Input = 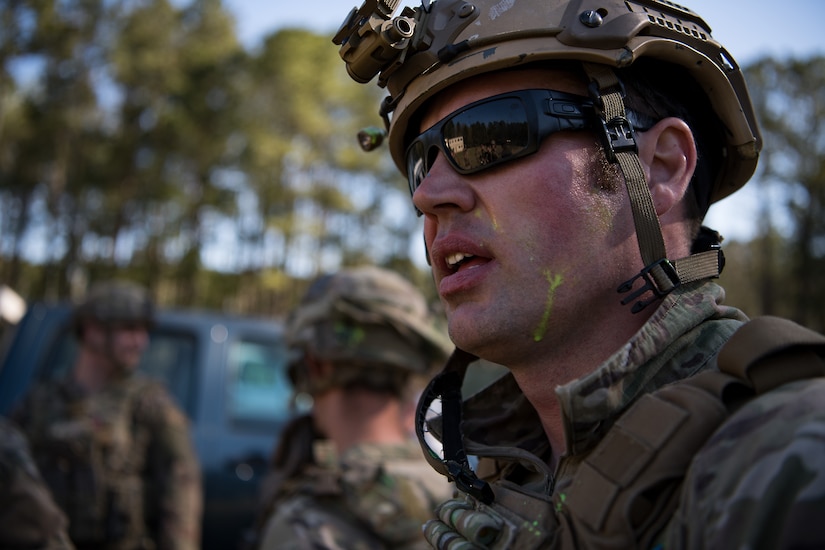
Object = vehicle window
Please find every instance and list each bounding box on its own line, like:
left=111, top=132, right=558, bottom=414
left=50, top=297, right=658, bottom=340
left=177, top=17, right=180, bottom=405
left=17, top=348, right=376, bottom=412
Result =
left=226, top=338, right=292, bottom=425
left=39, top=327, right=197, bottom=417
left=140, top=330, right=198, bottom=416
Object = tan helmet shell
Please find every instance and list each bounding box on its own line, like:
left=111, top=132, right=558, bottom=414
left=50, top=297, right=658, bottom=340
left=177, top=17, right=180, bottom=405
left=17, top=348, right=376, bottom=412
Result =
left=379, top=0, right=761, bottom=205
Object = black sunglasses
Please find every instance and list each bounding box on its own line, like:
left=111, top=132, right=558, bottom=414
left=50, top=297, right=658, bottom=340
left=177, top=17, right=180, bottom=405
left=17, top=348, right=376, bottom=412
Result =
left=405, top=88, right=597, bottom=197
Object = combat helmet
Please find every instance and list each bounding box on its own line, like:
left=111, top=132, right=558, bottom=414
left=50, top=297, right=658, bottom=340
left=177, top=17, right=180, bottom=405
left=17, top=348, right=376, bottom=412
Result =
left=286, top=266, right=452, bottom=396
left=334, top=0, right=763, bottom=312
left=74, top=280, right=154, bottom=334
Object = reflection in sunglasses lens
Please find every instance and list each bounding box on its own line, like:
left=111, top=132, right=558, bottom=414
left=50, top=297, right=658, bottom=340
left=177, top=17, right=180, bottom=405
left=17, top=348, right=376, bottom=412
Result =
left=444, top=98, right=530, bottom=171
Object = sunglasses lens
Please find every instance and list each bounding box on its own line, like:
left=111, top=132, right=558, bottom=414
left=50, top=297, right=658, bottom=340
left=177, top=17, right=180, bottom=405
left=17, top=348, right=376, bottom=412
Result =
left=444, top=97, right=531, bottom=171
left=406, top=96, right=534, bottom=195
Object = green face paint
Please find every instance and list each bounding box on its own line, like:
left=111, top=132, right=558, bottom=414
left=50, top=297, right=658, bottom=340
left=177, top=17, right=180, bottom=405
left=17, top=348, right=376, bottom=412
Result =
left=533, top=271, right=564, bottom=342
left=477, top=209, right=499, bottom=232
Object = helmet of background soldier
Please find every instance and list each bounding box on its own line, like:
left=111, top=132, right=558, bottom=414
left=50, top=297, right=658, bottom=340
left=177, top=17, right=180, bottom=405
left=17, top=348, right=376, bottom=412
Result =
left=335, top=0, right=761, bottom=210
left=286, top=266, right=452, bottom=397
left=73, top=280, right=154, bottom=337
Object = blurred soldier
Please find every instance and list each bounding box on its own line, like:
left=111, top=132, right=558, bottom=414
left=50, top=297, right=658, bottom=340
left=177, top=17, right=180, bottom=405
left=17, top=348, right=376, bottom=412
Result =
left=13, top=280, right=202, bottom=550
left=0, top=416, right=74, bottom=549
left=254, top=266, right=454, bottom=550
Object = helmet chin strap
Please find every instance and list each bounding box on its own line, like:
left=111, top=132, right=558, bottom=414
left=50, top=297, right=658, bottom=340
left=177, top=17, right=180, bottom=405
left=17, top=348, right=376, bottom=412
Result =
left=583, top=63, right=724, bottom=313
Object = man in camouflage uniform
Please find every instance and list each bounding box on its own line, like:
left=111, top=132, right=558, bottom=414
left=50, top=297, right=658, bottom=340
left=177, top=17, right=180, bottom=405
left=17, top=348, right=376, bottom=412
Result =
left=0, top=416, right=75, bottom=549
left=332, top=0, right=825, bottom=548
left=14, top=280, right=202, bottom=550
left=254, top=266, right=454, bottom=550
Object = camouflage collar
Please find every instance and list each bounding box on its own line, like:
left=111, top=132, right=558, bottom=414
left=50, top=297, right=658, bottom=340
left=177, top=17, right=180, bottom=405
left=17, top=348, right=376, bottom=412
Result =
left=557, top=281, right=747, bottom=455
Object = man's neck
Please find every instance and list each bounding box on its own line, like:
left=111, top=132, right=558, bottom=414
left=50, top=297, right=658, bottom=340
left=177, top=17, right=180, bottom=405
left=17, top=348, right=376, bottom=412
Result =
left=315, top=389, right=409, bottom=455
left=506, top=308, right=650, bottom=462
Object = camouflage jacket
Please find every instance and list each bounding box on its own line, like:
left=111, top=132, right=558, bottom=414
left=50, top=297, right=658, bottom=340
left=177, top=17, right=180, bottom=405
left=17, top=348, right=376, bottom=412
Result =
left=257, top=416, right=453, bottom=550
left=458, top=281, right=825, bottom=548
left=0, top=417, right=75, bottom=550
left=14, top=373, right=202, bottom=550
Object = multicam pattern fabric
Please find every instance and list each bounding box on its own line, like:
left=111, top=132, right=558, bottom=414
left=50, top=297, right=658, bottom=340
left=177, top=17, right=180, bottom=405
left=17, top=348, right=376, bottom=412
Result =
left=661, top=376, right=825, bottom=549
left=14, top=374, right=202, bottom=550
left=257, top=433, right=453, bottom=550
left=426, top=281, right=825, bottom=548
left=0, top=417, right=75, bottom=550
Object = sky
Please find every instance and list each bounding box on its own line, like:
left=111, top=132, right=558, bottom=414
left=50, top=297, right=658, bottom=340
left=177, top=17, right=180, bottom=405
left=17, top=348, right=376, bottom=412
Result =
left=223, top=0, right=825, bottom=242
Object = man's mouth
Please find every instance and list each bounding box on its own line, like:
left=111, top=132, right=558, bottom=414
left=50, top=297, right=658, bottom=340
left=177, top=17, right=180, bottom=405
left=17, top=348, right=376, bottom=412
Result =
left=446, top=252, right=475, bottom=271
left=444, top=251, right=492, bottom=275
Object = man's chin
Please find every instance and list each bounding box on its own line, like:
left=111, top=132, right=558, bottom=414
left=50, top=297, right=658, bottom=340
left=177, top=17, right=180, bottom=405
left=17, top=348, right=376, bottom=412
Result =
left=448, top=325, right=490, bottom=360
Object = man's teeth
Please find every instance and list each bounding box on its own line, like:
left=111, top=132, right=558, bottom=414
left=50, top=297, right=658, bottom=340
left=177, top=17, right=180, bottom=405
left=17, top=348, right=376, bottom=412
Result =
left=446, top=252, right=474, bottom=268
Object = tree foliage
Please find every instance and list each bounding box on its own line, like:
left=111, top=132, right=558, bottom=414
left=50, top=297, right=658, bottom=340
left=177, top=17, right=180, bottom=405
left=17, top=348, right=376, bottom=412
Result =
left=0, top=0, right=426, bottom=314
left=718, top=56, right=825, bottom=331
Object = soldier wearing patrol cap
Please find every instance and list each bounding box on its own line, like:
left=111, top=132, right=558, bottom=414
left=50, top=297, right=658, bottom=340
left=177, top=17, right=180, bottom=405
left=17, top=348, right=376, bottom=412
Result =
left=14, top=280, right=202, bottom=550
left=332, top=0, right=825, bottom=548
left=254, top=266, right=454, bottom=550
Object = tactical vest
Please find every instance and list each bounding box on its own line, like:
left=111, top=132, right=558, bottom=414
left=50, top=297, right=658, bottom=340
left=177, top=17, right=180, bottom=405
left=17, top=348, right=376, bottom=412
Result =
left=421, top=316, right=825, bottom=549
left=24, top=376, right=157, bottom=547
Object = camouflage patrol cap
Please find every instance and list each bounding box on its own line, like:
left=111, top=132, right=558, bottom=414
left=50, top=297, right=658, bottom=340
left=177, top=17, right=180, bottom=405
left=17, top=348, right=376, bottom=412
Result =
left=286, top=266, right=451, bottom=395
left=74, top=280, right=154, bottom=330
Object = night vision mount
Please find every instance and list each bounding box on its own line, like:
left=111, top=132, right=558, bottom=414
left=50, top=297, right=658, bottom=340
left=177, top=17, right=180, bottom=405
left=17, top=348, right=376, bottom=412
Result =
left=333, top=0, right=479, bottom=90
left=333, top=0, right=480, bottom=151
left=332, top=0, right=419, bottom=86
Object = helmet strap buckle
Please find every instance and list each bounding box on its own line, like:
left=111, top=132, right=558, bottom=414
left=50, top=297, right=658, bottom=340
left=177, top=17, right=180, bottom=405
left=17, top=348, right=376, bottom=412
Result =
left=599, top=115, right=638, bottom=162
left=587, top=77, right=638, bottom=162
left=617, top=258, right=680, bottom=314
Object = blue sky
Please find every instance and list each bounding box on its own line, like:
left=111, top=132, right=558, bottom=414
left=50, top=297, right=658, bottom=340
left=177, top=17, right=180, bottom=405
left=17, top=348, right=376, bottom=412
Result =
left=225, top=0, right=824, bottom=242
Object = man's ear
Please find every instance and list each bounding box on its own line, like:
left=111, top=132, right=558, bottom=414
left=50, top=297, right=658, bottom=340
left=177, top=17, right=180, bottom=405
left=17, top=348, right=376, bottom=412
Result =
left=636, top=117, right=697, bottom=217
